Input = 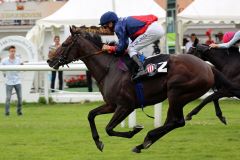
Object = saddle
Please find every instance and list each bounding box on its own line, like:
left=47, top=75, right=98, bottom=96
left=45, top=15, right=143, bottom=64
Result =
left=119, top=54, right=170, bottom=81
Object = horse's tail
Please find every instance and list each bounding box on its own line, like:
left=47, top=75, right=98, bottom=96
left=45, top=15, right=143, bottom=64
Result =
left=212, top=67, right=240, bottom=98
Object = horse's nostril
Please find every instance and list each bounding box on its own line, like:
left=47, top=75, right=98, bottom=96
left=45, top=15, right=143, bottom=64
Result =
left=47, top=60, right=52, bottom=63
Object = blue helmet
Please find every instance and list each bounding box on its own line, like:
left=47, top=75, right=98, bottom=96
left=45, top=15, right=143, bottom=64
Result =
left=99, top=11, right=118, bottom=26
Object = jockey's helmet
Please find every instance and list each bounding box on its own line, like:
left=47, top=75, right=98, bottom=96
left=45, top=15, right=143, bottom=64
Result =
left=223, top=31, right=235, bottom=43
left=99, top=11, right=118, bottom=26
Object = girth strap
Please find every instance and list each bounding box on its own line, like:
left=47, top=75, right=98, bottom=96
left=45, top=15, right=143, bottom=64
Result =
left=135, top=82, right=154, bottom=119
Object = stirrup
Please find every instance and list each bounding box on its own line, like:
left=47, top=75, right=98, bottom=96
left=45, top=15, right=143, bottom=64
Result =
left=132, top=70, right=146, bottom=81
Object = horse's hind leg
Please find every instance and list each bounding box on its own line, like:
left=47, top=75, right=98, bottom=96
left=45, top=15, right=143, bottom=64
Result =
left=185, top=91, right=227, bottom=124
left=88, top=103, right=116, bottom=152
left=213, top=100, right=227, bottom=125
left=133, top=100, right=185, bottom=153
left=185, top=93, right=219, bottom=121
left=105, top=105, right=144, bottom=139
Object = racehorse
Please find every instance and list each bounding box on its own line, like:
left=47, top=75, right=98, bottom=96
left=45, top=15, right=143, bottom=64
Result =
left=47, top=26, right=239, bottom=153
left=186, top=41, right=240, bottom=124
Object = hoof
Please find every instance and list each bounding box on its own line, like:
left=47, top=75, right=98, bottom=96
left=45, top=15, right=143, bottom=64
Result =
left=134, top=125, right=144, bottom=129
left=96, top=140, right=104, bottom=152
left=132, top=147, right=141, bottom=153
left=130, top=125, right=144, bottom=137
left=185, top=115, right=192, bottom=121
left=133, top=125, right=144, bottom=132
left=219, top=116, right=227, bottom=125
left=143, top=140, right=152, bottom=149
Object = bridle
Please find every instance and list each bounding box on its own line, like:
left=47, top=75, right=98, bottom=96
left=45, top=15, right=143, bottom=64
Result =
left=58, top=31, right=114, bottom=84
left=58, top=33, right=104, bottom=66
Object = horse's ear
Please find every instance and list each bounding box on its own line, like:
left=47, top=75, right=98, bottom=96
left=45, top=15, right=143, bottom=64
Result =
left=197, top=44, right=210, bottom=53
left=69, top=26, right=73, bottom=34
left=70, top=25, right=77, bottom=34
left=72, top=25, right=77, bottom=32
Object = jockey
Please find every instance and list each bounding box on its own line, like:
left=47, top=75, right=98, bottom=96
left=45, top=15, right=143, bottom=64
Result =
left=210, top=31, right=240, bottom=48
left=99, top=11, right=165, bottom=80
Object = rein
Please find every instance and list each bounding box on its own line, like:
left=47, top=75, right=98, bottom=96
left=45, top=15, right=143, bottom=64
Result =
left=97, top=56, right=115, bottom=85
left=76, top=49, right=113, bottom=85
left=61, top=33, right=112, bottom=84
left=75, top=50, right=104, bottom=60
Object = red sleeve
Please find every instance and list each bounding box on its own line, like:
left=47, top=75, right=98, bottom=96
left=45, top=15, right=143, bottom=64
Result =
left=108, top=46, right=117, bottom=54
left=131, top=15, right=158, bottom=24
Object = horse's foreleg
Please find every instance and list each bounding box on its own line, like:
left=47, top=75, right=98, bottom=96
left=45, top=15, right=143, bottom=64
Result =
left=185, top=91, right=225, bottom=123
left=88, top=103, right=116, bottom=152
left=105, top=105, right=143, bottom=138
left=133, top=101, right=185, bottom=153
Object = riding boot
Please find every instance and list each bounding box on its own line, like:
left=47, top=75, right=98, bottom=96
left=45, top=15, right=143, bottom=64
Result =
left=132, top=55, right=146, bottom=80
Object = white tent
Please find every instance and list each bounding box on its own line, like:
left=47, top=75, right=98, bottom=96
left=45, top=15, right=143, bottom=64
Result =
left=115, top=0, right=165, bottom=22
left=176, top=0, right=240, bottom=52
left=26, top=0, right=166, bottom=56
left=37, top=0, right=113, bottom=27
left=38, top=0, right=166, bottom=27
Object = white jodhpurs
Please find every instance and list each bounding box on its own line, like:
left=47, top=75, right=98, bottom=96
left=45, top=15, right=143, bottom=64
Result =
left=128, top=21, right=165, bottom=57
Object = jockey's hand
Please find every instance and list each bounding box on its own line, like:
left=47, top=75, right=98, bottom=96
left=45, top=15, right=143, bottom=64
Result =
left=102, top=44, right=110, bottom=51
left=209, top=43, right=219, bottom=48
left=102, top=44, right=116, bottom=54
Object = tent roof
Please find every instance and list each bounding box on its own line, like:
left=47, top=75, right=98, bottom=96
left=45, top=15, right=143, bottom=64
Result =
left=37, top=0, right=112, bottom=27
left=115, top=0, right=165, bottom=19
left=178, top=0, right=240, bottom=24
left=37, top=0, right=166, bottom=27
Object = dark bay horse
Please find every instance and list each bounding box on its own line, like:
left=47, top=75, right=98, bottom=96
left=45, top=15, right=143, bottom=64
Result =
left=47, top=26, right=239, bottom=153
left=186, top=43, right=240, bottom=124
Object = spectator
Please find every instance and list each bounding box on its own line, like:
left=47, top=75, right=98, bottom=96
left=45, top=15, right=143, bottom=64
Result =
left=215, top=32, right=224, bottom=44
left=86, top=71, right=93, bottom=92
left=182, top=38, right=189, bottom=53
left=49, top=35, right=63, bottom=92
left=205, top=29, right=214, bottom=45
left=183, top=37, right=189, bottom=46
left=185, top=33, right=199, bottom=53
left=1, top=45, right=23, bottom=116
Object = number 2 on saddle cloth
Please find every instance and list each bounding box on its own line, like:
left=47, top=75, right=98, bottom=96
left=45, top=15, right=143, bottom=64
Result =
left=118, top=53, right=169, bottom=81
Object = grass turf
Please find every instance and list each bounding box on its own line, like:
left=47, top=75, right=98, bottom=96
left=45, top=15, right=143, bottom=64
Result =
left=0, top=100, right=239, bottom=160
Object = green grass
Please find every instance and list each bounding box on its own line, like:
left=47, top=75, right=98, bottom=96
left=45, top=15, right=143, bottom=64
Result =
left=0, top=100, right=240, bottom=160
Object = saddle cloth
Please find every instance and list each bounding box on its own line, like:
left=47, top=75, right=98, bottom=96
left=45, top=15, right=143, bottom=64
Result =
left=118, top=54, right=170, bottom=79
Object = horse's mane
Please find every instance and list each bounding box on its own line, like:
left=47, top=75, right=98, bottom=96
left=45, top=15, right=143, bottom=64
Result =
left=73, top=26, right=105, bottom=49
left=226, top=46, right=239, bottom=53
left=200, top=43, right=239, bottom=54
left=78, top=25, right=113, bottom=35
left=213, top=46, right=239, bottom=55
left=82, top=31, right=103, bottom=49
left=74, top=25, right=118, bottom=49
left=75, top=26, right=119, bottom=48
